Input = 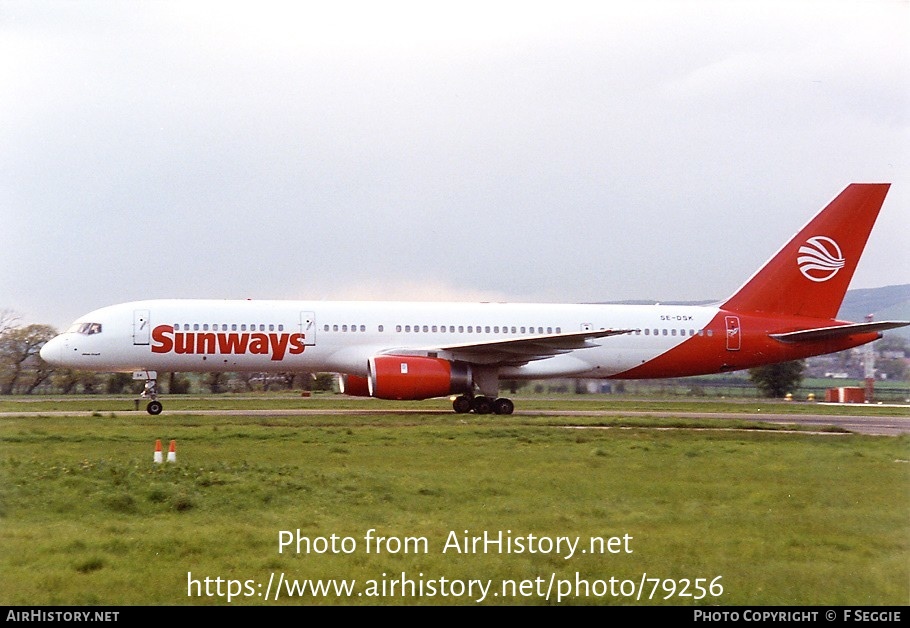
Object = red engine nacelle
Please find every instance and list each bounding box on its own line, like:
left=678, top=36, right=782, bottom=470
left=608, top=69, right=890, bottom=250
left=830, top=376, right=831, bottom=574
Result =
left=339, top=374, right=371, bottom=397
left=368, top=355, right=473, bottom=400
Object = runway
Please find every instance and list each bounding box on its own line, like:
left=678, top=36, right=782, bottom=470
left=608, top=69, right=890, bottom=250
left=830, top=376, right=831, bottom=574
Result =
left=3, top=405, right=907, bottom=436
left=538, top=408, right=910, bottom=437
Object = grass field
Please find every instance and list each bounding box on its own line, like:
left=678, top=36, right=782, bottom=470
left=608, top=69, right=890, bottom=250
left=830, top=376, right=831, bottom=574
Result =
left=1, top=395, right=907, bottom=606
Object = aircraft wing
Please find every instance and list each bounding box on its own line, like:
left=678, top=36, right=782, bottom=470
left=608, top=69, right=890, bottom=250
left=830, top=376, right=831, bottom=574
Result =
left=770, top=320, right=909, bottom=343
left=379, top=328, right=638, bottom=367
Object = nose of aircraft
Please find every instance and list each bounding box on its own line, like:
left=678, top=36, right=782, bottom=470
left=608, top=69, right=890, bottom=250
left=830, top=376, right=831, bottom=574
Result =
left=39, top=335, right=64, bottom=365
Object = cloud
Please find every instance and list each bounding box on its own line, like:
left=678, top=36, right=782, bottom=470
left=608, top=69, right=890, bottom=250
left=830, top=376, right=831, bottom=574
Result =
left=1, top=1, right=907, bottom=329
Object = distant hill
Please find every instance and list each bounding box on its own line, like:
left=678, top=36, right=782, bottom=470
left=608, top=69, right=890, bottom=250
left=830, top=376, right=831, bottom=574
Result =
left=838, top=284, right=909, bottom=321
left=839, top=284, right=910, bottom=341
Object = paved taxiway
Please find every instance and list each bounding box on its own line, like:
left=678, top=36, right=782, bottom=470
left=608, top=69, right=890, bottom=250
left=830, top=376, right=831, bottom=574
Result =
left=3, top=406, right=907, bottom=436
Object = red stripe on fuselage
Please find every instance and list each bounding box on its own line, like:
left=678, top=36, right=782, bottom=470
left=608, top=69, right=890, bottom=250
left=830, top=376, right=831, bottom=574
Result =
left=614, top=312, right=879, bottom=379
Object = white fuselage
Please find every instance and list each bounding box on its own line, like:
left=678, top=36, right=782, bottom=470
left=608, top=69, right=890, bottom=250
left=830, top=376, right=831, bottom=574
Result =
left=40, top=298, right=720, bottom=380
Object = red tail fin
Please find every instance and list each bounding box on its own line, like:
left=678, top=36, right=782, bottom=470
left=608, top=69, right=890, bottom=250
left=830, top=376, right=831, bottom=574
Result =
left=721, top=183, right=891, bottom=319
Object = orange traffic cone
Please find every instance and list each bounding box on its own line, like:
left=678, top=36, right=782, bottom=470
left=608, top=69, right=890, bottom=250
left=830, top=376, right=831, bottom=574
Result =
left=154, top=439, right=163, bottom=464
left=167, top=440, right=177, bottom=463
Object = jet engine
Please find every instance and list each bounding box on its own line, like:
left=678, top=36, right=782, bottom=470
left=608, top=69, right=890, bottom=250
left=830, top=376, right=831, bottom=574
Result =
left=368, top=355, right=473, bottom=400
left=338, top=373, right=371, bottom=397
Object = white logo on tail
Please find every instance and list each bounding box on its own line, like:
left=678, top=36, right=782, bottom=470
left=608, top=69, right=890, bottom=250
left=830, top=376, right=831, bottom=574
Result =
left=797, top=236, right=844, bottom=282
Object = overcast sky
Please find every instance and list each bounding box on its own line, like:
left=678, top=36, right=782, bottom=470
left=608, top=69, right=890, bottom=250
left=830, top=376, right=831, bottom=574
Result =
left=2, top=0, right=907, bottom=329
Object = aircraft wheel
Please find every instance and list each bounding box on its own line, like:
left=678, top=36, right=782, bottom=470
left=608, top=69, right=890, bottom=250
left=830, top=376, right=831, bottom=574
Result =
left=472, top=396, right=493, bottom=415
left=493, top=398, right=514, bottom=415
left=452, top=396, right=472, bottom=413
left=146, top=400, right=163, bottom=415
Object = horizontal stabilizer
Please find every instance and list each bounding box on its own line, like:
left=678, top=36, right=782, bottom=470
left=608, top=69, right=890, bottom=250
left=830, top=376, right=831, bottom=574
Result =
left=770, top=320, right=909, bottom=343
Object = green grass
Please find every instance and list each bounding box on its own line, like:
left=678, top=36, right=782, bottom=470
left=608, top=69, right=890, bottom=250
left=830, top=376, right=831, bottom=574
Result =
left=1, top=401, right=907, bottom=605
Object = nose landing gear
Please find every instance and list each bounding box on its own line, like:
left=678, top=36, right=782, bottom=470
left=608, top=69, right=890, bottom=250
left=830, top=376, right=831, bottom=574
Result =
left=135, top=371, right=163, bottom=415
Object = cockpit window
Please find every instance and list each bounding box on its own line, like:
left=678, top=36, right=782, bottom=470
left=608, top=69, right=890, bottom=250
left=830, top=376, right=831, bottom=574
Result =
left=67, top=322, right=102, bottom=335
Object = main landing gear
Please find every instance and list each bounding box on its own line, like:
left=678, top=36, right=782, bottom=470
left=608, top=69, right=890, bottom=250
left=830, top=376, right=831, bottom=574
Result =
left=452, top=394, right=514, bottom=415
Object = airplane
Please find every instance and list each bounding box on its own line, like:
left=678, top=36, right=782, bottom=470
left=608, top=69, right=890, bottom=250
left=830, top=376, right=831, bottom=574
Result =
left=40, top=183, right=908, bottom=416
